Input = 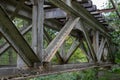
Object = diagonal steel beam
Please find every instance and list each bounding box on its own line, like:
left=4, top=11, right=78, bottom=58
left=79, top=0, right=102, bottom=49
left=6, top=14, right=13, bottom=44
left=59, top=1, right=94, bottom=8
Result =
left=78, top=22, right=97, bottom=62
left=0, top=25, right=32, bottom=55
left=97, top=38, right=107, bottom=62
left=44, top=28, right=65, bottom=64
left=44, top=17, right=80, bottom=62
left=0, top=6, right=39, bottom=66
left=64, top=39, right=81, bottom=63
left=59, top=41, right=66, bottom=60
left=31, top=0, right=44, bottom=61
left=80, top=41, right=91, bottom=62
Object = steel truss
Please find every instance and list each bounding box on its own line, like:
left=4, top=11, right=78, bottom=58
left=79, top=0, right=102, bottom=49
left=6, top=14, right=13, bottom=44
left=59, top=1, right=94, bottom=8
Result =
left=0, top=0, right=116, bottom=79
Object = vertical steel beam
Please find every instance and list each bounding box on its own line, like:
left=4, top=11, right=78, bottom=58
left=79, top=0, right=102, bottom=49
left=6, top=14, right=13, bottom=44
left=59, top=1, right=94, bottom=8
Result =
left=103, top=46, right=108, bottom=61
left=0, top=25, right=32, bottom=55
left=32, top=0, right=44, bottom=61
left=93, top=31, right=99, bottom=53
left=97, top=38, right=107, bottom=62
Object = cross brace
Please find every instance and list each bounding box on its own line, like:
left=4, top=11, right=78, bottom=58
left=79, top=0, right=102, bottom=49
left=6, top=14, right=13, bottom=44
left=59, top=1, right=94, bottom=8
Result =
left=0, top=6, right=39, bottom=66
left=44, top=17, right=80, bottom=62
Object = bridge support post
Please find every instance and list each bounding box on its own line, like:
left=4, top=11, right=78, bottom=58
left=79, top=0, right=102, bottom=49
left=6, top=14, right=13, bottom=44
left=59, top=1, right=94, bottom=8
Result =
left=93, top=31, right=99, bottom=54
left=31, top=0, right=44, bottom=61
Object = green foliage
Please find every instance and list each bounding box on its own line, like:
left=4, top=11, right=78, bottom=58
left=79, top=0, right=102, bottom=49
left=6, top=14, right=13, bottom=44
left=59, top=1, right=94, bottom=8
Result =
left=24, top=31, right=32, bottom=45
left=0, top=38, right=6, bottom=45
left=0, top=48, right=17, bottom=65
left=79, top=69, right=97, bottom=80
left=31, top=69, right=98, bottom=80
left=110, top=29, right=120, bottom=63
left=69, top=48, right=87, bottom=63
left=45, top=28, right=57, bottom=39
left=30, top=72, right=78, bottom=80
left=13, top=18, right=28, bottom=29
left=105, top=1, right=120, bottom=64
left=111, top=30, right=120, bottom=45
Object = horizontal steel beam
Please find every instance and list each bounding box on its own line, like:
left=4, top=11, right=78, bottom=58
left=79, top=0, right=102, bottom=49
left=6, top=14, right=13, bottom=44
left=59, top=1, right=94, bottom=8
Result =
left=0, top=62, right=113, bottom=79
left=97, top=8, right=116, bottom=13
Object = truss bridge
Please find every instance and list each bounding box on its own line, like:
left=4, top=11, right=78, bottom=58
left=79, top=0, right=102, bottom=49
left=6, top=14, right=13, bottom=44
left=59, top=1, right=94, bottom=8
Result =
left=0, top=0, right=117, bottom=79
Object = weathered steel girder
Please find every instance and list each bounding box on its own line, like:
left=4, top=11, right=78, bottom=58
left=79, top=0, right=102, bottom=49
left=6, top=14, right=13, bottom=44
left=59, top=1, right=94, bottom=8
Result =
left=0, top=0, right=109, bottom=32
left=0, top=62, right=112, bottom=80
left=0, top=0, right=116, bottom=79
